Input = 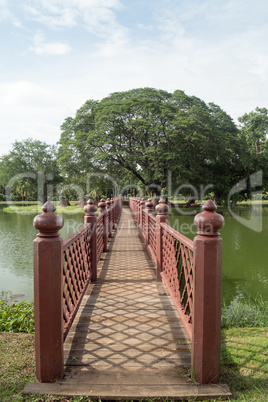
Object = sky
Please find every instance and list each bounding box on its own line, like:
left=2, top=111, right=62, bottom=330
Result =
left=0, top=0, right=268, bottom=155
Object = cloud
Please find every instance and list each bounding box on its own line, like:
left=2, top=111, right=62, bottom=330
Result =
left=23, top=0, right=129, bottom=55
left=0, top=0, right=22, bottom=27
left=24, top=2, right=77, bottom=29
left=0, top=80, right=74, bottom=154
left=23, top=0, right=125, bottom=33
left=29, top=31, right=71, bottom=55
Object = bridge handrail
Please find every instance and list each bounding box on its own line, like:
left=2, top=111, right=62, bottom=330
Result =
left=62, top=222, right=93, bottom=339
left=160, top=222, right=193, bottom=339
left=33, top=197, right=122, bottom=383
left=129, top=197, right=193, bottom=337
left=129, top=196, right=224, bottom=384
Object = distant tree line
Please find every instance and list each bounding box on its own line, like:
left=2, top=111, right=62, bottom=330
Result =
left=0, top=88, right=267, bottom=204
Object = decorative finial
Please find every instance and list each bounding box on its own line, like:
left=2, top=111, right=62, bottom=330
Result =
left=155, top=198, right=169, bottom=215
left=145, top=198, right=154, bottom=214
left=33, top=201, right=64, bottom=237
left=98, top=198, right=107, bottom=214
left=194, top=200, right=224, bottom=236
left=84, top=199, right=97, bottom=216
left=106, top=198, right=111, bottom=209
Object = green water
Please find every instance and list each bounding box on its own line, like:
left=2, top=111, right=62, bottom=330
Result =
left=169, top=206, right=268, bottom=305
left=0, top=205, right=267, bottom=304
left=0, top=206, right=84, bottom=301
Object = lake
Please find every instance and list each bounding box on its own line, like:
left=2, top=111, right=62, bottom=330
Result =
left=0, top=204, right=267, bottom=305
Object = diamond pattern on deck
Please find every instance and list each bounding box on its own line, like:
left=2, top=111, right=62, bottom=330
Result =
left=64, top=207, right=191, bottom=372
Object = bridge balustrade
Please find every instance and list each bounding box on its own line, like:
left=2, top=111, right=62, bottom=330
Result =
left=33, top=197, right=122, bottom=383
left=33, top=195, right=224, bottom=385
left=129, top=196, right=224, bottom=384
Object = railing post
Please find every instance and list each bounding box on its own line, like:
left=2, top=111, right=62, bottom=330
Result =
left=33, top=201, right=64, bottom=383
left=155, top=198, right=169, bottom=281
left=145, top=198, right=154, bottom=248
left=139, top=198, right=145, bottom=232
left=192, top=200, right=225, bottom=384
left=84, top=199, right=97, bottom=282
left=110, top=198, right=114, bottom=228
left=106, top=198, right=112, bottom=238
left=98, top=198, right=107, bottom=252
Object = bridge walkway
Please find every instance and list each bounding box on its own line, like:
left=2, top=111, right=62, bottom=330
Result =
left=24, top=207, right=231, bottom=400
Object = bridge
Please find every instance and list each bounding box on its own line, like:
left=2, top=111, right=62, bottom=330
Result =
left=23, top=198, right=231, bottom=400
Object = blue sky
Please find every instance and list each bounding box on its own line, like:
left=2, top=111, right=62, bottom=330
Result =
left=0, top=0, right=268, bottom=155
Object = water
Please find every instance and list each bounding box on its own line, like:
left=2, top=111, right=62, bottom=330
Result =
left=0, top=205, right=267, bottom=304
left=0, top=206, right=84, bottom=301
left=169, top=206, right=268, bottom=305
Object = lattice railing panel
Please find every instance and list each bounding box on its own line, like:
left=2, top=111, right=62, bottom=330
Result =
left=141, top=209, right=146, bottom=238
left=63, top=224, right=92, bottom=339
left=148, top=214, right=157, bottom=263
left=161, top=223, right=194, bottom=338
left=97, top=215, right=104, bottom=262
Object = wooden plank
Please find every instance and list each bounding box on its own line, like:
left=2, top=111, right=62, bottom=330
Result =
left=23, top=382, right=232, bottom=400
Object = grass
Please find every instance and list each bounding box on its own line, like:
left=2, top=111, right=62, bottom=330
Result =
left=0, top=332, right=35, bottom=401
left=2, top=203, right=84, bottom=215
left=0, top=328, right=267, bottom=401
left=220, top=328, right=268, bottom=401
left=221, top=296, right=268, bottom=328
left=0, top=291, right=267, bottom=400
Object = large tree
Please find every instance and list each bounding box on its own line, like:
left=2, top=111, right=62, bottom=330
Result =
left=238, top=107, right=268, bottom=173
left=0, top=138, right=62, bottom=201
left=236, top=107, right=268, bottom=198
left=58, top=88, right=242, bottom=200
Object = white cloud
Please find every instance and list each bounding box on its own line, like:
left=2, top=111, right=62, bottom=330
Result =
left=24, top=3, right=78, bottom=28
left=29, top=31, right=71, bottom=55
left=23, top=0, right=129, bottom=56
left=23, top=0, right=125, bottom=32
left=0, top=80, right=75, bottom=154
left=0, top=0, right=22, bottom=27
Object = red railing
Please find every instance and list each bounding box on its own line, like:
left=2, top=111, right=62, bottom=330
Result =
left=161, top=223, right=193, bottom=339
left=33, top=197, right=122, bottom=382
left=130, top=197, right=192, bottom=337
left=148, top=214, right=157, bottom=265
left=62, top=224, right=93, bottom=339
left=96, top=214, right=105, bottom=262
left=129, top=196, right=224, bottom=384
left=62, top=197, right=122, bottom=339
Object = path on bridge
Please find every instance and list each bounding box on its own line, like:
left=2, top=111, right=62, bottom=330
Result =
left=63, top=206, right=192, bottom=396
left=24, top=207, right=231, bottom=399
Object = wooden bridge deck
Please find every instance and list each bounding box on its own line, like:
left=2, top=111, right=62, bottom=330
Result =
left=24, top=207, right=231, bottom=400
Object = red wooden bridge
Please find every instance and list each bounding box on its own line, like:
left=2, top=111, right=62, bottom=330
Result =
left=23, top=197, right=231, bottom=400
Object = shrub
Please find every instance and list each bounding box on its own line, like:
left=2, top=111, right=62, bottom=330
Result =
left=0, top=295, right=34, bottom=334
left=221, top=296, right=268, bottom=328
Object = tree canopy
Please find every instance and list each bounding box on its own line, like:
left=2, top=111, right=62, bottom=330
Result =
left=58, top=88, right=244, bottom=200
left=0, top=138, right=62, bottom=201
left=0, top=89, right=267, bottom=203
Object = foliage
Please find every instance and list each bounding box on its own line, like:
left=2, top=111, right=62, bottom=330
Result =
left=0, top=295, right=34, bottom=334
left=58, top=88, right=242, bottom=200
left=0, top=91, right=268, bottom=203
left=0, top=138, right=63, bottom=202
left=221, top=296, right=268, bottom=328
